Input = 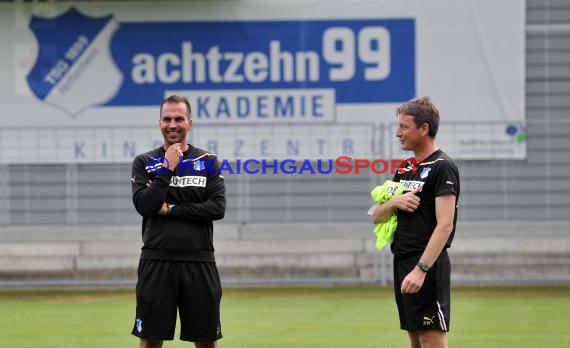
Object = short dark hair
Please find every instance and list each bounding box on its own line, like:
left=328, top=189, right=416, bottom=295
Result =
left=159, top=95, right=192, bottom=118
left=395, top=96, right=440, bottom=138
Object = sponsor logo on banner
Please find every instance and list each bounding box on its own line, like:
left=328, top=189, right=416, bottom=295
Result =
left=14, top=4, right=525, bottom=163
left=26, top=7, right=415, bottom=119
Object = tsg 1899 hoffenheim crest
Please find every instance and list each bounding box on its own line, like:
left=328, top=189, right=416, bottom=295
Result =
left=193, top=160, right=205, bottom=172
left=26, top=8, right=123, bottom=116
left=420, top=167, right=431, bottom=179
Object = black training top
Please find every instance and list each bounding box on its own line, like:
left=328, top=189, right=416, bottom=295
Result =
left=131, top=145, right=226, bottom=262
left=391, top=149, right=460, bottom=258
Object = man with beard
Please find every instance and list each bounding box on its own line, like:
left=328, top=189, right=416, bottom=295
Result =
left=130, top=95, right=226, bottom=348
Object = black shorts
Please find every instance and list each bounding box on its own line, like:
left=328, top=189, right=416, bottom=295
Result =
left=393, top=250, right=450, bottom=332
left=131, top=260, right=223, bottom=342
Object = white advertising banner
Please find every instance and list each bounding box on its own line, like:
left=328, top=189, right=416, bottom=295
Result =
left=0, top=0, right=525, bottom=163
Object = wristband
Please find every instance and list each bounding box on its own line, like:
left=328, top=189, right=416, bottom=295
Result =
left=167, top=204, right=174, bottom=215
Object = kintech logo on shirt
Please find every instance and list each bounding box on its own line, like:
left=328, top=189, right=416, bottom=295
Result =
left=170, top=176, right=207, bottom=188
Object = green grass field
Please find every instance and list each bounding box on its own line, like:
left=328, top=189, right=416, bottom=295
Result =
left=0, top=286, right=568, bottom=348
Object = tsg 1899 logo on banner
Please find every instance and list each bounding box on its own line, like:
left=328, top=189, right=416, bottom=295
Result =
left=26, top=8, right=415, bottom=119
